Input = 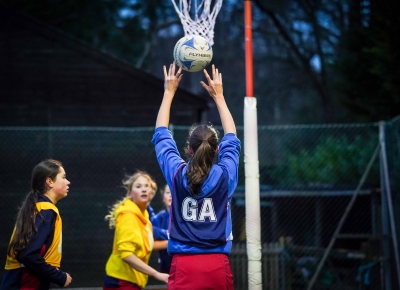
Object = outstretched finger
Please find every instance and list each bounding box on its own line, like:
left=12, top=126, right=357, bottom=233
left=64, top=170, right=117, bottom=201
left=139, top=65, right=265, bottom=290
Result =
left=177, top=65, right=183, bottom=76
left=219, top=73, right=223, bottom=83
left=200, top=81, right=208, bottom=90
left=163, top=65, right=168, bottom=79
left=171, top=61, right=175, bottom=76
left=203, top=69, right=212, bottom=83
left=212, top=64, right=215, bottom=80
left=178, top=73, right=183, bottom=81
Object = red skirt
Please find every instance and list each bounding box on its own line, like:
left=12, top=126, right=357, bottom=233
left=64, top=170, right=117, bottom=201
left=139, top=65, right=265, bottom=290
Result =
left=168, top=253, right=233, bottom=290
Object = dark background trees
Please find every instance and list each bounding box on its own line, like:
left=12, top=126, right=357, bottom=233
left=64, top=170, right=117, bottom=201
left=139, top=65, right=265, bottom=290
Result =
left=2, top=0, right=398, bottom=125
left=334, top=0, right=400, bottom=122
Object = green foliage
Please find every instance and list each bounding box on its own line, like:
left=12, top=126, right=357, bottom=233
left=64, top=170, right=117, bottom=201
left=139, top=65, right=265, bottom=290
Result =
left=4, top=0, right=399, bottom=124
left=271, top=135, right=380, bottom=187
left=334, top=0, right=400, bottom=122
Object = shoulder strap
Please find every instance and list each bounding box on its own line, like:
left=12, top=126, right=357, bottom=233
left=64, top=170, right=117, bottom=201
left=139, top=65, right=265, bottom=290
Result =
left=36, top=201, right=59, bottom=215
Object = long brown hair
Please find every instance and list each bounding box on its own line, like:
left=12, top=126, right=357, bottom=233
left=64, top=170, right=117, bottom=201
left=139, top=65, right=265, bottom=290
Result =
left=185, top=124, right=219, bottom=196
left=8, top=159, right=63, bottom=257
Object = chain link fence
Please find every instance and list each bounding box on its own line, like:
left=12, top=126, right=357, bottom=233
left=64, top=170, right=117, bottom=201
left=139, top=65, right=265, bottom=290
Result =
left=0, top=117, right=399, bottom=289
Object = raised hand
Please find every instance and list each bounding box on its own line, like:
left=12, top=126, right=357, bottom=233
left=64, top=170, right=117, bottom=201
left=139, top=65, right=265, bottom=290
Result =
left=156, top=62, right=183, bottom=128
left=201, top=64, right=235, bottom=135
left=200, top=64, right=223, bottom=100
left=163, top=62, right=183, bottom=94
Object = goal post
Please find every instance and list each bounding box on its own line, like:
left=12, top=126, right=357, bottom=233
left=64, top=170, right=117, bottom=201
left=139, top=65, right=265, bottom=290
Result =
left=244, top=1, right=262, bottom=289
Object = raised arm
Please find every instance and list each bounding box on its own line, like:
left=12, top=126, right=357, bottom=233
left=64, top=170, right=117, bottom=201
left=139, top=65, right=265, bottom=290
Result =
left=200, top=65, right=236, bottom=135
left=155, top=63, right=183, bottom=128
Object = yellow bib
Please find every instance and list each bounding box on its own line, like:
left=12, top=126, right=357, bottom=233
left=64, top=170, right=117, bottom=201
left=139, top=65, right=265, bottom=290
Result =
left=5, top=202, right=62, bottom=270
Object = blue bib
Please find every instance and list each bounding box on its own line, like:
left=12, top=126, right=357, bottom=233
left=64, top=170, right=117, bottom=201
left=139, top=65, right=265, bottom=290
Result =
left=169, top=165, right=229, bottom=247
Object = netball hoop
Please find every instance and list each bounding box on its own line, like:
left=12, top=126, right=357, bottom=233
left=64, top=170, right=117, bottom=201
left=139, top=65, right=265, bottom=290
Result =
left=170, top=0, right=223, bottom=46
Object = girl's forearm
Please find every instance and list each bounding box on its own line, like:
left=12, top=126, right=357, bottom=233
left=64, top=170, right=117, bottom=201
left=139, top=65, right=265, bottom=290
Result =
left=153, top=240, right=168, bottom=250
left=155, top=92, right=174, bottom=128
left=122, top=254, right=158, bottom=277
left=215, top=97, right=236, bottom=135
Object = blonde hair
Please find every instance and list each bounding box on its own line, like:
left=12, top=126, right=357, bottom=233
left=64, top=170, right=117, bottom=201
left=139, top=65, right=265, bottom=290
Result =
left=105, top=171, right=157, bottom=229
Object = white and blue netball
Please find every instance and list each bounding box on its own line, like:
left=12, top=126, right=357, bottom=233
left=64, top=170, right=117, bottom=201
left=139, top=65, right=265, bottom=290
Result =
left=173, top=35, right=213, bottom=72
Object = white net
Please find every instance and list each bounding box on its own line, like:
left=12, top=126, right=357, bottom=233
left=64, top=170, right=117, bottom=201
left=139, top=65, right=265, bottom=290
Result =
left=170, top=0, right=223, bottom=46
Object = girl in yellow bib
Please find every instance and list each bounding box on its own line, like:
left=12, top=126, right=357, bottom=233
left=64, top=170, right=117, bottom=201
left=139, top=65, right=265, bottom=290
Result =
left=0, top=159, right=72, bottom=290
left=103, top=171, right=168, bottom=290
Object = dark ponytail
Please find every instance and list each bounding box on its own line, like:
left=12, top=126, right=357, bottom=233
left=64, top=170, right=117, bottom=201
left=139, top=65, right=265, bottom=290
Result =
left=185, top=124, right=219, bottom=197
left=8, top=159, right=62, bottom=257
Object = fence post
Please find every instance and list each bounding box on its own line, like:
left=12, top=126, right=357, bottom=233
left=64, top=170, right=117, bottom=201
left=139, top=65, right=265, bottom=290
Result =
left=379, top=121, right=400, bottom=289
